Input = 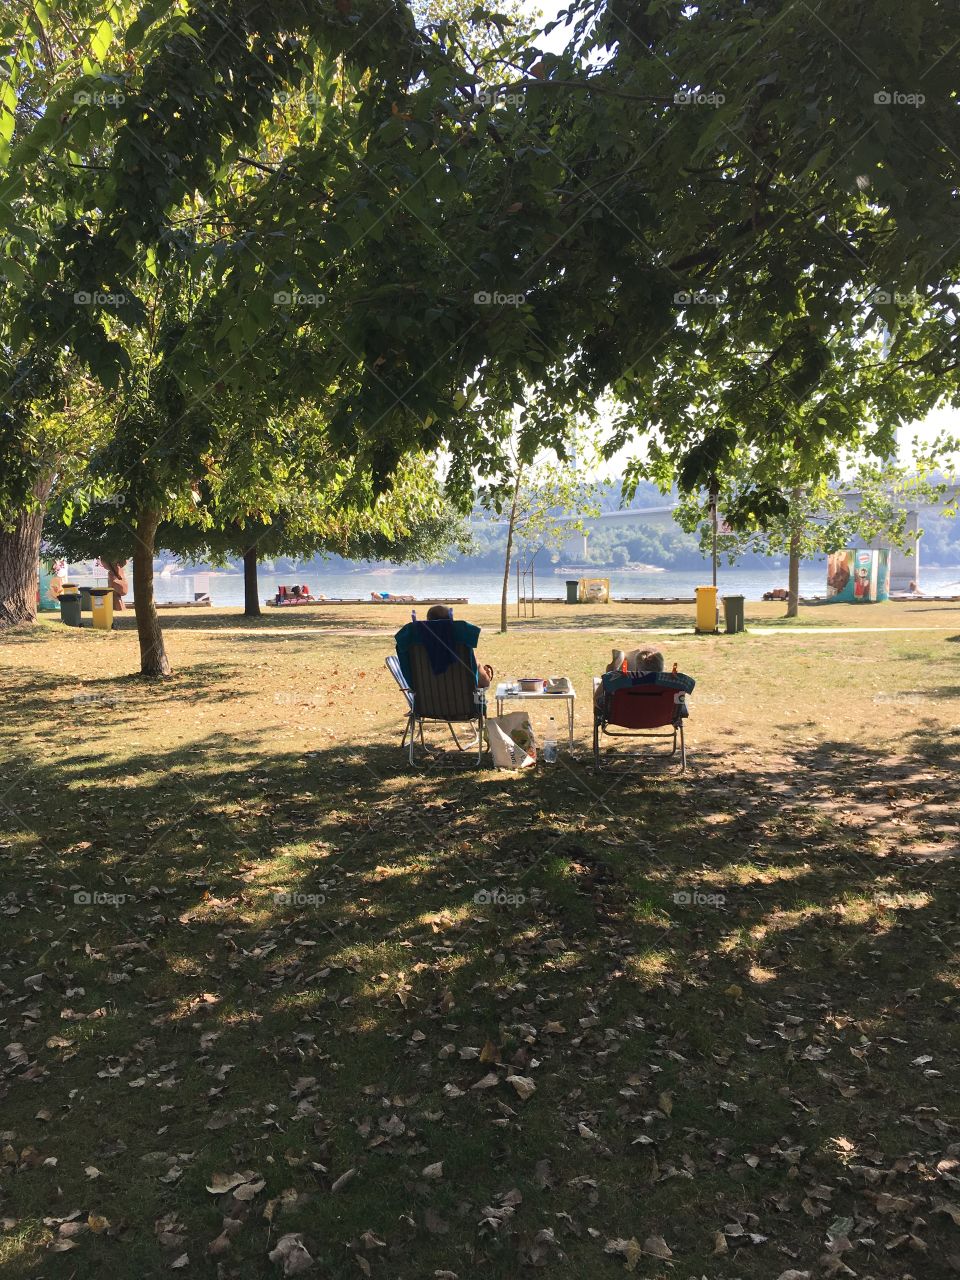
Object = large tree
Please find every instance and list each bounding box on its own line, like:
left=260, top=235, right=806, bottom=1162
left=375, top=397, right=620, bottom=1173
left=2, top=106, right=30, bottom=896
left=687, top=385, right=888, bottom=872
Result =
left=0, top=352, right=108, bottom=625
left=45, top=449, right=469, bottom=615
left=4, top=0, right=960, bottom=634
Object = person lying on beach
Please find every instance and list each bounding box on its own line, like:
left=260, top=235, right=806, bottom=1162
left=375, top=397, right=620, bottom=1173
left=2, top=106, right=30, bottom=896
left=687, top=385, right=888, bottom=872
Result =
left=372, top=591, right=415, bottom=603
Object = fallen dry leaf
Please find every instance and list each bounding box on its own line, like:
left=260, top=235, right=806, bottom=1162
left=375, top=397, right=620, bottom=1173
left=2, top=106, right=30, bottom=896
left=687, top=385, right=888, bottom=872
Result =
left=642, top=1234, right=672, bottom=1259
left=604, top=1237, right=642, bottom=1271
left=268, top=1232, right=314, bottom=1275
left=506, top=1074, right=536, bottom=1101
left=934, top=1199, right=960, bottom=1226
left=206, top=1171, right=254, bottom=1195
left=330, top=1167, right=356, bottom=1193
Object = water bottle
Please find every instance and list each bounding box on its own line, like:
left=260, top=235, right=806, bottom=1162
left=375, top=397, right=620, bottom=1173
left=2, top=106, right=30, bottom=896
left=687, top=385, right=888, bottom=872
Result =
left=543, top=718, right=558, bottom=763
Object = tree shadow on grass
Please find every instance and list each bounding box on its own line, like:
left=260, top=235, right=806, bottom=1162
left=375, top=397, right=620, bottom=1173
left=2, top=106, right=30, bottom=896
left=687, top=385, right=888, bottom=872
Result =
left=1, top=721, right=960, bottom=1278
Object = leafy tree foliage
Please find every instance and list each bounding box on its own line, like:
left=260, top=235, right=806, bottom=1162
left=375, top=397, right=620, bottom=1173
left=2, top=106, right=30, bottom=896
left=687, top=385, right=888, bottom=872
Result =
left=4, top=0, right=960, bottom=652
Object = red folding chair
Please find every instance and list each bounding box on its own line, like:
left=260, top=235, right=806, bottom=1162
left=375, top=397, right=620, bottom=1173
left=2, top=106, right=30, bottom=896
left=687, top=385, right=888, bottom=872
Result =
left=593, top=678, right=688, bottom=772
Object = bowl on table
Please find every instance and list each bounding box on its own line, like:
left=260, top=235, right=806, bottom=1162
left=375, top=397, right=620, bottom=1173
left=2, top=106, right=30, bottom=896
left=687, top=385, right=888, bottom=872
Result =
left=517, top=677, right=546, bottom=692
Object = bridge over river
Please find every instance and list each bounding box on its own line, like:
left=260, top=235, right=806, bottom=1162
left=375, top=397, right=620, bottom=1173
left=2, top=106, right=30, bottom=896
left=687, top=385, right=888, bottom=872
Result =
left=472, top=488, right=960, bottom=592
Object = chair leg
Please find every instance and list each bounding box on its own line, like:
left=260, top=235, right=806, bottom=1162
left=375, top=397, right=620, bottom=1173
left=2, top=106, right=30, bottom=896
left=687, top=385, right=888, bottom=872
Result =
left=593, top=716, right=601, bottom=772
left=679, top=721, right=686, bottom=772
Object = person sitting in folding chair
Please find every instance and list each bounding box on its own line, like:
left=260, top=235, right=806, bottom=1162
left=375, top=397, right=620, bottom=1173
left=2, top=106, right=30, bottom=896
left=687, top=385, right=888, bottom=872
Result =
left=424, top=604, right=494, bottom=686
left=390, top=608, right=489, bottom=765
left=593, top=660, right=695, bottom=773
left=594, top=646, right=665, bottom=708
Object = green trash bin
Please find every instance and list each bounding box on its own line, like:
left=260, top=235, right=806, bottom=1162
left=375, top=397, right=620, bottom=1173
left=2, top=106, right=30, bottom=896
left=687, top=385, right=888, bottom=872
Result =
left=60, top=585, right=83, bottom=628
left=565, top=579, right=580, bottom=605
left=723, top=594, right=745, bottom=634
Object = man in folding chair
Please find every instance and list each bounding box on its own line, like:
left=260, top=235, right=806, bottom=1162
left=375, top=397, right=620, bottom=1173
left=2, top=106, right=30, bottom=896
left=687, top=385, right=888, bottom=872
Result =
left=593, top=665, right=696, bottom=773
left=388, top=609, right=489, bottom=766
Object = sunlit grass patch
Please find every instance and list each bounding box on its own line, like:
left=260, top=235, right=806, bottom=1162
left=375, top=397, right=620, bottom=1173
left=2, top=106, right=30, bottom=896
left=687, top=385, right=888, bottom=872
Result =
left=720, top=859, right=814, bottom=886
left=622, top=947, right=672, bottom=986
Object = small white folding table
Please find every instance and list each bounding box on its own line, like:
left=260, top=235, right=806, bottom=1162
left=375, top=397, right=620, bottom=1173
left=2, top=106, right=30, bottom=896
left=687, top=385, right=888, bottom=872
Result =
left=494, top=681, right=576, bottom=745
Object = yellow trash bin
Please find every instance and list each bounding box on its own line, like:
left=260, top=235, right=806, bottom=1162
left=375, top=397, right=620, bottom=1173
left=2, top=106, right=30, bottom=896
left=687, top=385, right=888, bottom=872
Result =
left=695, top=585, right=718, bottom=633
left=89, top=587, right=114, bottom=631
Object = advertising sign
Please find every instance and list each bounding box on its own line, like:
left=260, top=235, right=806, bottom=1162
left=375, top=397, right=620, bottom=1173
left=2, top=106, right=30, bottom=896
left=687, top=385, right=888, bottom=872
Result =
left=827, top=549, right=890, bottom=602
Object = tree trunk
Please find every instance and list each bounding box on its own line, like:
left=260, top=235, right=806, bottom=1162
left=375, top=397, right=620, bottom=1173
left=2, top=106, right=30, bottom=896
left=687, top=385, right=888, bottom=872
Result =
left=500, top=472, right=522, bottom=633
left=0, top=475, right=53, bottom=628
left=243, top=546, right=261, bottom=617
left=132, top=507, right=172, bottom=677
left=786, top=494, right=802, bottom=618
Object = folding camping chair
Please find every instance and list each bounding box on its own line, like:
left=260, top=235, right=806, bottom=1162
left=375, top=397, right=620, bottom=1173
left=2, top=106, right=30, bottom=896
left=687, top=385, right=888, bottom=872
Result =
left=593, top=677, right=688, bottom=773
left=385, top=655, right=416, bottom=747
left=386, top=646, right=486, bottom=766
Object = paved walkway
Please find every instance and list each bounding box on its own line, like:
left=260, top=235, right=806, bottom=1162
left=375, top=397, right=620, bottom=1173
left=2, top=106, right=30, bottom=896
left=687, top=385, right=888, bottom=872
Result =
left=181, top=624, right=960, bottom=638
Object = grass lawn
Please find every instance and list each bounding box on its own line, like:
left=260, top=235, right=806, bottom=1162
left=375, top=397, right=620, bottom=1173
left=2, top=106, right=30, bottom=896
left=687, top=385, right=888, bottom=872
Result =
left=2, top=599, right=960, bottom=1278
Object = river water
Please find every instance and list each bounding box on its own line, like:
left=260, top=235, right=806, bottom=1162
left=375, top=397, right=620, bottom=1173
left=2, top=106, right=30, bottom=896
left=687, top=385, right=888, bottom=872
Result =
left=66, top=562, right=960, bottom=605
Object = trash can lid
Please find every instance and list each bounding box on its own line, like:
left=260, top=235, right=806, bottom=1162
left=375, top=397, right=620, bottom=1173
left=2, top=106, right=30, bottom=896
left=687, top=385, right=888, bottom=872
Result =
left=89, top=587, right=112, bottom=596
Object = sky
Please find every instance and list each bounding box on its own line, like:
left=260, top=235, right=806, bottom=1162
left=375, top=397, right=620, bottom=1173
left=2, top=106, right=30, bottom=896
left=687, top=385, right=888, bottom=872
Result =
left=521, top=0, right=959, bottom=469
